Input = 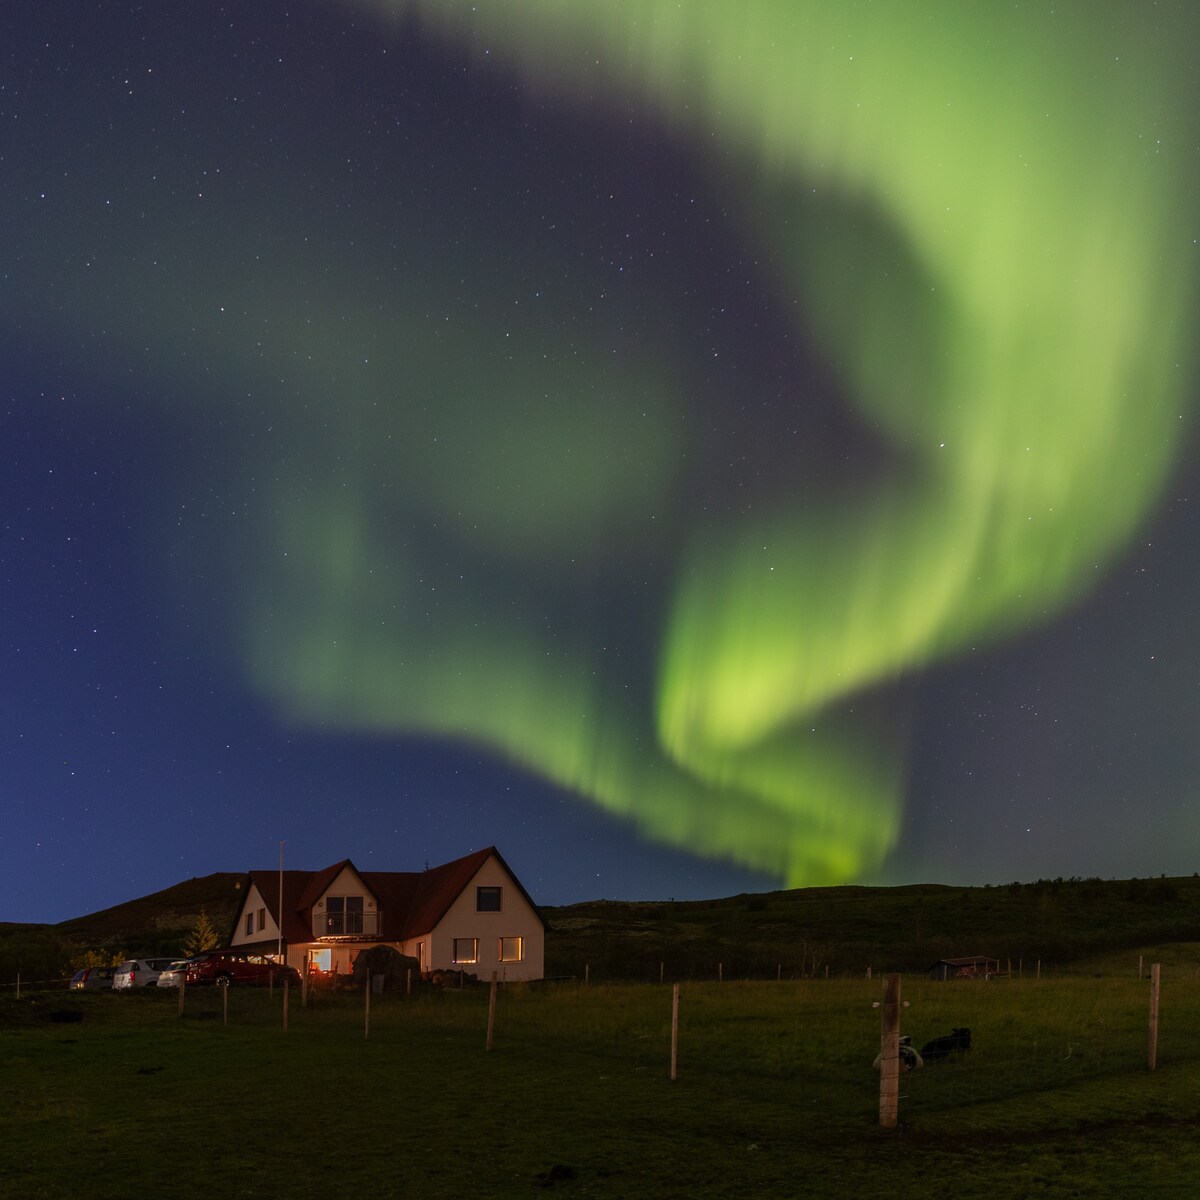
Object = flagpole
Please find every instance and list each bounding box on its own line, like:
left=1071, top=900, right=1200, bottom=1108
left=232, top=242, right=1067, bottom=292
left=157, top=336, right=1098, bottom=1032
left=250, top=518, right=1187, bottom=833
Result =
left=278, top=840, right=284, bottom=962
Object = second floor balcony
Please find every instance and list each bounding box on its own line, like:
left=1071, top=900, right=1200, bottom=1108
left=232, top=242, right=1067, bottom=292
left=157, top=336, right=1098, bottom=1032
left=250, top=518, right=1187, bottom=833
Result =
left=313, top=909, right=381, bottom=938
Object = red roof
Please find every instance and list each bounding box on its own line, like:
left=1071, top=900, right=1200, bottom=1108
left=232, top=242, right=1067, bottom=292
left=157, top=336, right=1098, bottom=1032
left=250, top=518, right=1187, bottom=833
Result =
left=241, top=847, right=544, bottom=945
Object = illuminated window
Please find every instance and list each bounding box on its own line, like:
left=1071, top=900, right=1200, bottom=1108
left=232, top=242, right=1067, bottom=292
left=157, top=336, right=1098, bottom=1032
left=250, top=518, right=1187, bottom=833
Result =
left=309, top=948, right=331, bottom=973
left=476, top=886, right=501, bottom=912
left=453, top=938, right=478, bottom=964
left=499, top=937, right=523, bottom=963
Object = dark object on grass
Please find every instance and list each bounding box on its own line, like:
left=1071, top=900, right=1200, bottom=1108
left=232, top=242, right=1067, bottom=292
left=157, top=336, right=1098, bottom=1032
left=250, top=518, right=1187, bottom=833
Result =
left=47, top=1010, right=84, bottom=1024
left=920, top=1027, right=972, bottom=1061
left=351, top=945, right=422, bottom=992
left=534, top=1165, right=577, bottom=1188
left=872, top=1035, right=923, bottom=1072
left=136, top=1065, right=164, bottom=1075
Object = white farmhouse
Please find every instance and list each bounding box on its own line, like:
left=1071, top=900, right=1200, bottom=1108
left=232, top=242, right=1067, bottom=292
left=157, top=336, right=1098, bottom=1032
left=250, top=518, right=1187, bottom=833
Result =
left=228, top=846, right=546, bottom=982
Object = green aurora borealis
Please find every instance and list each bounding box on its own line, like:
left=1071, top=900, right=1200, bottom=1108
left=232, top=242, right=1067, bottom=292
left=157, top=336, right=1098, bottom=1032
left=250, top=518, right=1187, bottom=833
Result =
left=301, top=0, right=1196, bottom=882
left=6, top=1, right=1199, bottom=893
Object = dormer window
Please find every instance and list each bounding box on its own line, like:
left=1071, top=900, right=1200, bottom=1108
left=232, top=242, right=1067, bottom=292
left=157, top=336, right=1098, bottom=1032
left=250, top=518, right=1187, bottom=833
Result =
left=325, top=895, right=364, bottom=934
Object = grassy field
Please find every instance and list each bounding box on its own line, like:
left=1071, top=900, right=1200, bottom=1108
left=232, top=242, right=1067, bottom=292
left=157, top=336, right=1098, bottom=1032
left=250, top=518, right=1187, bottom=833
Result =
left=5, top=971, right=1200, bottom=1199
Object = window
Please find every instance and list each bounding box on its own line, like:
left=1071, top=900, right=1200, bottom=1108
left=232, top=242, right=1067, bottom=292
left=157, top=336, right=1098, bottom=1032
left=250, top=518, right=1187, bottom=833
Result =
left=499, top=937, right=524, bottom=963
left=257, top=908, right=266, bottom=931
left=476, top=886, right=502, bottom=912
left=325, top=895, right=364, bottom=935
left=246, top=912, right=255, bottom=936
left=453, top=938, right=478, bottom=964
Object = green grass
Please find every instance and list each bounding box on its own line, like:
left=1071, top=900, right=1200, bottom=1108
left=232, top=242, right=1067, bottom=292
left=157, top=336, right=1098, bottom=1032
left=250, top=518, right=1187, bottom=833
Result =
left=5, top=976, right=1200, bottom=1199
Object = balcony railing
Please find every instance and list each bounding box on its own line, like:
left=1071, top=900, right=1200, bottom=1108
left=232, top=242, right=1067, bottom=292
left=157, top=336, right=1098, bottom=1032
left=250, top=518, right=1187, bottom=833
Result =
left=313, top=911, right=381, bottom=938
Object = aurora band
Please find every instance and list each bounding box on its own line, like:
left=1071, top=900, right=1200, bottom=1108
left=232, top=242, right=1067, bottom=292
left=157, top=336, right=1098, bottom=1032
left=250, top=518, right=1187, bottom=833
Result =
left=330, top=0, right=1197, bottom=882
left=6, top=2, right=1196, bottom=886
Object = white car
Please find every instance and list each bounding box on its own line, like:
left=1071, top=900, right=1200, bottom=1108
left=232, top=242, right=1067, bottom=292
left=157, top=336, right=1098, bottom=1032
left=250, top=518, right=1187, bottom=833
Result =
left=153, top=960, right=194, bottom=989
left=112, top=958, right=178, bottom=989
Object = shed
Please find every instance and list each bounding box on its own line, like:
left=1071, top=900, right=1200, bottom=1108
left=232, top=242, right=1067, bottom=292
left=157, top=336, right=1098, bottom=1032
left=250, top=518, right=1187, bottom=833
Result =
left=928, top=956, right=999, bottom=981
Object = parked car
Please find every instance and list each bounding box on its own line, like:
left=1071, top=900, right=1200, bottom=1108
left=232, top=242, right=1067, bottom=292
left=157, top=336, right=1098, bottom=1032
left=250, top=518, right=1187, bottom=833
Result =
left=184, top=950, right=301, bottom=988
left=154, top=960, right=194, bottom=989
left=113, top=958, right=178, bottom=989
left=69, top=966, right=117, bottom=990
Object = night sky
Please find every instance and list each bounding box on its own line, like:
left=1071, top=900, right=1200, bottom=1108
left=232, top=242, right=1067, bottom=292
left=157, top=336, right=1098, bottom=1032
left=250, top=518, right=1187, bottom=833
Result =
left=4, top=2, right=1199, bottom=925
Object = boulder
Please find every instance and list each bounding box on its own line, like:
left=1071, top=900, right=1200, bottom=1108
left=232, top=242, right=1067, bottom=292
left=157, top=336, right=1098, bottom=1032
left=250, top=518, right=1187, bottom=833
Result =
left=350, top=945, right=421, bottom=992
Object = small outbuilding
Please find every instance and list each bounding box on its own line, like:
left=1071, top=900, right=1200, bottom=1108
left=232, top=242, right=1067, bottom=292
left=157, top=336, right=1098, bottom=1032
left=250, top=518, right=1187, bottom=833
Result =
left=928, top=956, right=999, bottom=981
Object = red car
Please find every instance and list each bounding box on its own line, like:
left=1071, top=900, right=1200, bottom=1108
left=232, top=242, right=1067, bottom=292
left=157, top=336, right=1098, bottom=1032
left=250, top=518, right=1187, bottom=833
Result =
left=184, top=950, right=301, bottom=987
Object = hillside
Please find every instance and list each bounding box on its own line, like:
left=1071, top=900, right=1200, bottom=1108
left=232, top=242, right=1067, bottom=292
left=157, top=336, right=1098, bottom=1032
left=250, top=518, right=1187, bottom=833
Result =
left=4, top=870, right=1199, bottom=987
left=54, top=872, right=246, bottom=954
left=541, top=874, right=1200, bottom=979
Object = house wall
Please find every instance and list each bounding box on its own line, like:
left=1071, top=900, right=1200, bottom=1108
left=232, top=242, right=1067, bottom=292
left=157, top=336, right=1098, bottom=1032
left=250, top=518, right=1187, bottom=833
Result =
left=423, top=855, right=545, bottom=981
left=230, top=883, right=281, bottom=950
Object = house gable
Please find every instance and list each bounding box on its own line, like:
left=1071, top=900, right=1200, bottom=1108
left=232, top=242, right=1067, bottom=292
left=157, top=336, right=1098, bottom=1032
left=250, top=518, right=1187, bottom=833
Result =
left=307, top=862, right=381, bottom=940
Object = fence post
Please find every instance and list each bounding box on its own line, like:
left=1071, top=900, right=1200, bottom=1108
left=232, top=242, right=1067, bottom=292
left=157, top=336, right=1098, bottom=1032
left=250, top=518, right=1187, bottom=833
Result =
left=1036, top=960, right=1041, bottom=980
left=407, top=968, right=412, bottom=996
left=364, top=971, right=371, bottom=1041
left=302, top=961, right=309, bottom=1008
left=718, top=962, right=723, bottom=984
left=879, top=973, right=901, bottom=1129
left=15, top=974, right=19, bottom=999
left=1139, top=955, right=1144, bottom=980
left=283, top=977, right=289, bottom=1032
left=670, top=983, right=680, bottom=1081
left=486, top=971, right=498, bottom=1051
left=1148, top=963, right=1161, bottom=1071
left=222, top=979, right=228, bottom=1026
left=585, top=964, right=590, bottom=987
left=660, top=962, right=664, bottom=984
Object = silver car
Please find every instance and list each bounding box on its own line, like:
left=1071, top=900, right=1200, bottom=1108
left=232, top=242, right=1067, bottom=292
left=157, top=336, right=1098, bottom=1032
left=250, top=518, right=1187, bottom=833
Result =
left=113, top=957, right=178, bottom=989
left=153, top=960, right=194, bottom=989
left=69, top=966, right=117, bottom=990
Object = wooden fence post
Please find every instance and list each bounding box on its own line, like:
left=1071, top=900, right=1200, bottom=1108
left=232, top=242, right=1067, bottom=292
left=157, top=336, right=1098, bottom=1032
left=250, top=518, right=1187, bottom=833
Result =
left=660, top=962, right=664, bottom=984
left=1036, top=960, right=1041, bottom=980
left=670, top=983, right=680, bottom=1081
left=879, top=973, right=901, bottom=1130
left=1138, top=955, right=1144, bottom=980
left=1148, top=963, right=1161, bottom=1071
left=585, top=964, right=590, bottom=987
left=15, top=974, right=19, bottom=999
left=718, top=962, right=723, bottom=984
left=222, top=979, right=228, bottom=1026
left=486, top=971, right=498, bottom=1051
left=364, top=971, right=371, bottom=1040
left=407, top=968, right=412, bottom=996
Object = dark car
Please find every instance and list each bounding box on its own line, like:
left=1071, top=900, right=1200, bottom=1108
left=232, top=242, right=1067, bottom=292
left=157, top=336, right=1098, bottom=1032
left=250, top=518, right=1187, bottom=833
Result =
left=69, top=966, right=117, bottom=990
left=184, top=950, right=301, bottom=987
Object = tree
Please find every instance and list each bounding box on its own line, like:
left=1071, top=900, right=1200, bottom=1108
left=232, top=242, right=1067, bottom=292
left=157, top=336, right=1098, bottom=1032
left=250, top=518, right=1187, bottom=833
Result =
left=182, top=908, right=220, bottom=955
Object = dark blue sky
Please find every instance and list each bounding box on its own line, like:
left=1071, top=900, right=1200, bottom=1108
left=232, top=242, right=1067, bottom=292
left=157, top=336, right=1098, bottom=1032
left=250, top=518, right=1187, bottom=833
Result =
left=4, top=2, right=1199, bottom=924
